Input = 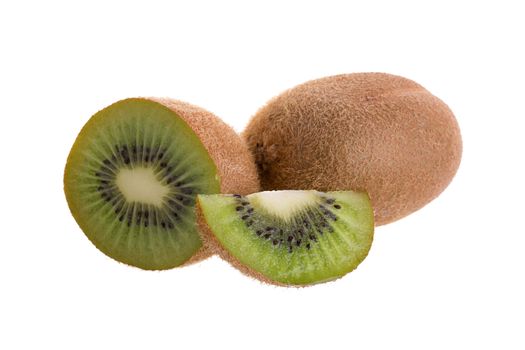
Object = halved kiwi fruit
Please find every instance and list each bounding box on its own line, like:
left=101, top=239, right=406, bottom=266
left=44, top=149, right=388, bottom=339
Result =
left=197, top=190, right=374, bottom=286
left=64, top=98, right=259, bottom=270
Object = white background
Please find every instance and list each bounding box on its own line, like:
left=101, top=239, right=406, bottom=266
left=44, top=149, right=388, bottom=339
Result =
left=1, top=1, right=524, bottom=349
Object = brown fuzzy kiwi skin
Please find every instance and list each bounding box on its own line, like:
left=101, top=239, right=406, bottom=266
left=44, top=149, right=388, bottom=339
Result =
left=242, top=73, right=462, bottom=225
left=143, top=98, right=260, bottom=264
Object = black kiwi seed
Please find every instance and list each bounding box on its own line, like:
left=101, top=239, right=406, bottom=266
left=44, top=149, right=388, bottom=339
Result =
left=236, top=206, right=244, bottom=211
left=100, top=166, right=114, bottom=174
left=241, top=215, right=250, bottom=220
left=233, top=194, right=242, bottom=198
left=152, top=147, right=161, bottom=161
left=152, top=214, right=158, bottom=226
left=256, top=230, right=263, bottom=236
left=325, top=198, right=335, bottom=204
left=334, top=204, right=341, bottom=209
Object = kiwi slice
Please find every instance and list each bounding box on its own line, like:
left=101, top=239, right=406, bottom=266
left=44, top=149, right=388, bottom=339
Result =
left=64, top=98, right=259, bottom=270
left=197, top=190, right=374, bottom=286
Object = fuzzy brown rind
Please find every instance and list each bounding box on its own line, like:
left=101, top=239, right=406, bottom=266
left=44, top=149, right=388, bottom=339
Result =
left=243, top=73, right=462, bottom=225
left=150, top=98, right=260, bottom=262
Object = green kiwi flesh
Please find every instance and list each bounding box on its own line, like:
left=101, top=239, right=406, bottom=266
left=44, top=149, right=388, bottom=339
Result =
left=198, top=190, right=374, bottom=286
left=64, top=98, right=220, bottom=270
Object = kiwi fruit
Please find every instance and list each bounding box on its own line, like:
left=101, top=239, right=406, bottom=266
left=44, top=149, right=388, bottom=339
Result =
left=243, top=73, right=462, bottom=225
left=64, top=98, right=259, bottom=270
left=197, top=190, right=374, bottom=286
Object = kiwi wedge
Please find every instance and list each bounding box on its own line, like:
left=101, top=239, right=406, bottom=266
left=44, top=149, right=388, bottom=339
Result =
left=197, top=190, right=374, bottom=286
left=64, top=98, right=259, bottom=270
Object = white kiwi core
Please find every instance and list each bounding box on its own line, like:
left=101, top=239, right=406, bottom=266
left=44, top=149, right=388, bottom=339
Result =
left=247, top=190, right=318, bottom=221
left=116, top=167, right=169, bottom=206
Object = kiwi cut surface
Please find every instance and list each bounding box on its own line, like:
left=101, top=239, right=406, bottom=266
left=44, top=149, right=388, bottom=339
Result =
left=197, top=190, right=374, bottom=286
left=64, top=98, right=259, bottom=270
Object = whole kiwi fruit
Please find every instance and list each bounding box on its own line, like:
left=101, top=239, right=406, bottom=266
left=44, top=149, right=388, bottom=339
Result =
left=243, top=73, right=462, bottom=225
left=64, top=98, right=259, bottom=270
